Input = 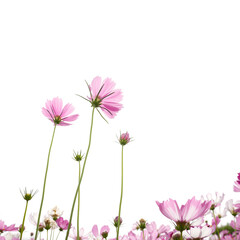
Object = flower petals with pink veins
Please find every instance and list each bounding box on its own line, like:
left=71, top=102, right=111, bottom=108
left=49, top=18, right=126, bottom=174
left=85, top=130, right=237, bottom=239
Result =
left=42, top=97, right=79, bottom=126
left=156, top=197, right=211, bottom=223
left=89, top=76, right=123, bottom=118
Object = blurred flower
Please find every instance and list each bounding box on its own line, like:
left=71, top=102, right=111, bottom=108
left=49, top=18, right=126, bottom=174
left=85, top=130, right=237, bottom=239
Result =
left=42, top=97, right=79, bottom=126
left=73, top=150, right=84, bottom=162
left=43, top=216, right=57, bottom=230
left=206, top=192, right=225, bottom=210
left=156, top=197, right=212, bottom=232
left=146, top=221, right=171, bottom=239
left=119, top=132, right=131, bottom=146
left=225, top=199, right=239, bottom=216
left=114, top=217, right=122, bottom=228
left=91, top=225, right=110, bottom=239
left=230, top=215, right=240, bottom=230
left=187, top=225, right=214, bottom=239
left=55, top=217, right=69, bottom=231
left=0, top=221, right=18, bottom=233
left=20, top=188, right=38, bottom=201
left=69, top=227, right=88, bottom=240
left=83, top=77, right=123, bottom=119
left=48, top=206, right=63, bottom=220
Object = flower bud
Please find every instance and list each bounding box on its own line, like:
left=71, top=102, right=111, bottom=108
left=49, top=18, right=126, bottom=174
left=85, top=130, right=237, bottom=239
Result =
left=114, top=216, right=122, bottom=228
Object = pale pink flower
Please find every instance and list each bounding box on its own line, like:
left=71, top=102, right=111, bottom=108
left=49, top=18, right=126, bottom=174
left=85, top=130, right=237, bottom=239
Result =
left=146, top=222, right=171, bottom=240
left=234, top=182, right=240, bottom=192
left=156, top=197, right=212, bottom=231
left=206, top=192, right=225, bottom=209
left=187, top=225, right=214, bottom=239
left=92, top=225, right=110, bottom=239
left=230, top=215, right=240, bottom=231
left=69, top=227, right=88, bottom=240
left=225, top=199, right=239, bottom=216
left=88, top=76, right=123, bottom=118
left=42, top=97, right=79, bottom=126
left=0, top=221, right=18, bottom=233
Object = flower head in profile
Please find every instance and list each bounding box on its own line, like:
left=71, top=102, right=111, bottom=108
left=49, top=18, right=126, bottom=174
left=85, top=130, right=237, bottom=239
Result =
left=234, top=173, right=240, bottom=192
left=78, top=77, right=123, bottom=120
left=20, top=188, right=38, bottom=201
left=48, top=206, right=63, bottom=220
left=55, top=217, right=70, bottom=231
left=42, top=97, right=79, bottom=126
left=91, top=225, right=110, bottom=239
left=119, top=132, right=131, bottom=146
left=69, top=227, right=88, bottom=240
left=156, top=197, right=212, bottom=232
left=0, top=220, right=18, bottom=233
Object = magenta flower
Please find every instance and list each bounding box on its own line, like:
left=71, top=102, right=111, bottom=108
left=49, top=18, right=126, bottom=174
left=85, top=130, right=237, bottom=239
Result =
left=234, top=173, right=240, bottom=192
left=156, top=197, right=212, bottom=232
left=42, top=97, right=79, bottom=126
left=119, top=132, right=130, bottom=146
left=0, top=220, right=18, bottom=233
left=86, top=76, right=123, bottom=119
left=55, top=217, right=70, bottom=231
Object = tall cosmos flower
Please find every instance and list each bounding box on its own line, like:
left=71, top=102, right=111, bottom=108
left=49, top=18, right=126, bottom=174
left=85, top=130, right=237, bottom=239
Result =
left=79, top=76, right=123, bottom=120
left=35, top=97, right=78, bottom=240
left=42, top=97, right=79, bottom=126
left=156, top=197, right=212, bottom=233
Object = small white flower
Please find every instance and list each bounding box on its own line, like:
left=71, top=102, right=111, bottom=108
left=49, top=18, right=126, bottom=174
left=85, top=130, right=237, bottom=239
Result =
left=206, top=192, right=225, bottom=208
left=188, top=225, right=214, bottom=239
left=48, top=206, right=63, bottom=219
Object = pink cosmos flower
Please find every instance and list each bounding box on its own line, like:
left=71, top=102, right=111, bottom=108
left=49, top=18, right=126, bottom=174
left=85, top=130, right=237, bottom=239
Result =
left=206, top=192, right=225, bottom=209
left=230, top=215, right=240, bottom=230
left=119, top=132, right=131, bottom=146
left=0, top=220, right=18, bottom=233
left=187, top=225, right=214, bottom=239
left=69, top=227, right=88, bottom=240
left=156, top=197, right=212, bottom=232
left=55, top=217, right=70, bottom=231
left=92, top=225, right=110, bottom=239
left=234, top=173, right=240, bottom=192
left=146, top=222, right=171, bottom=240
left=87, top=76, right=123, bottom=118
left=42, top=97, right=79, bottom=126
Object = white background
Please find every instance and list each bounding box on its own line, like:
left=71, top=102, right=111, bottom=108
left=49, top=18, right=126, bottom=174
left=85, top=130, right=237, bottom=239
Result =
left=0, top=1, right=240, bottom=239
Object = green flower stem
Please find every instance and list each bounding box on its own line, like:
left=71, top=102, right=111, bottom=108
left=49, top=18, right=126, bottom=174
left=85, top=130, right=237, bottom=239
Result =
left=142, top=230, right=145, bottom=240
left=20, top=200, right=28, bottom=240
left=56, top=231, right=61, bottom=240
left=180, top=231, right=183, bottom=240
left=116, top=146, right=124, bottom=240
left=35, top=124, right=57, bottom=240
left=212, top=210, right=220, bottom=240
left=77, top=161, right=81, bottom=240
left=65, top=108, right=95, bottom=240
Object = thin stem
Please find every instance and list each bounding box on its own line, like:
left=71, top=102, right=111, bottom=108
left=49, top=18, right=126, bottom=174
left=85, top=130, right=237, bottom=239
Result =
left=56, top=231, right=61, bottom=240
left=47, top=230, right=49, bottom=240
left=212, top=210, right=220, bottom=240
left=116, top=146, right=124, bottom=240
left=77, top=162, right=81, bottom=240
left=50, top=229, right=53, bottom=240
left=65, top=108, right=95, bottom=240
left=180, top=231, right=183, bottom=240
left=142, top=230, right=145, bottom=240
left=20, top=200, right=28, bottom=240
left=35, top=125, right=57, bottom=240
